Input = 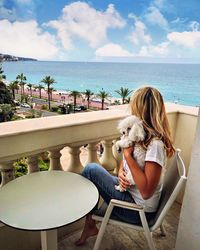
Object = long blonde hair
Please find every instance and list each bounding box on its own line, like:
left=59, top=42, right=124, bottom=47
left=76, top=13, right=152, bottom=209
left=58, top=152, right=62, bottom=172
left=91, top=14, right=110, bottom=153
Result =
left=130, top=86, right=175, bottom=157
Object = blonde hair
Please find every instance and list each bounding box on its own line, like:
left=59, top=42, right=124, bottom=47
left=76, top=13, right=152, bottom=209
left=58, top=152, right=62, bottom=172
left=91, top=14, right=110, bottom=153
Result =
left=130, top=86, right=175, bottom=157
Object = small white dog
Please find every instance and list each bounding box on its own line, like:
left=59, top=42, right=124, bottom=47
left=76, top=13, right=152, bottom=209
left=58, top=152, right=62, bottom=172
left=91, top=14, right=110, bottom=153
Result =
left=115, top=115, right=145, bottom=192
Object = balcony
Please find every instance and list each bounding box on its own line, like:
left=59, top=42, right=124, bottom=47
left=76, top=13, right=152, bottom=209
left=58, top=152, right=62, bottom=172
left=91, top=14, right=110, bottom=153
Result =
left=0, top=103, right=199, bottom=250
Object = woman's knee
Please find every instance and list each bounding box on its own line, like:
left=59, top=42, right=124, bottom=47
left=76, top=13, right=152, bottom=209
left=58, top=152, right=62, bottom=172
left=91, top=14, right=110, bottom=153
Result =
left=82, top=163, right=102, bottom=180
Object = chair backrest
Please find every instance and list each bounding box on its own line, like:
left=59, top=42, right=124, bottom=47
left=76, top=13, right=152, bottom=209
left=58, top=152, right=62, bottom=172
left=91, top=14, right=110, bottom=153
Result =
left=150, top=149, right=187, bottom=229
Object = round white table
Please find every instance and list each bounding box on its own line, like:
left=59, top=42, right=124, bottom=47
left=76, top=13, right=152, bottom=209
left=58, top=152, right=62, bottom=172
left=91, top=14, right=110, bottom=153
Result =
left=0, top=171, right=99, bottom=250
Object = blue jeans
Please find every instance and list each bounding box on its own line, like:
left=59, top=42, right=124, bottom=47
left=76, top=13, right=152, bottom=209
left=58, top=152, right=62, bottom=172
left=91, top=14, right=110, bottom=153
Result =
left=82, top=163, right=156, bottom=225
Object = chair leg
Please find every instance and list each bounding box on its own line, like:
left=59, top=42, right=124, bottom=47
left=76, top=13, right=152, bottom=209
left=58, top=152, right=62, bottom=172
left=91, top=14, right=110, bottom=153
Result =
left=160, top=224, right=166, bottom=236
left=93, top=203, right=114, bottom=250
left=139, top=211, right=156, bottom=250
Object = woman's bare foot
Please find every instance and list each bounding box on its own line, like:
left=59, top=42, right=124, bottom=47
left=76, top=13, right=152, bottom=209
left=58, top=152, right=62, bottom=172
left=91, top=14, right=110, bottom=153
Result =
left=75, top=225, right=98, bottom=246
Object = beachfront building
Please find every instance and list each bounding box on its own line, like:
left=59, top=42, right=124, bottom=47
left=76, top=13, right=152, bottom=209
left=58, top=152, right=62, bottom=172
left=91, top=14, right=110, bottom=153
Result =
left=0, top=103, right=200, bottom=249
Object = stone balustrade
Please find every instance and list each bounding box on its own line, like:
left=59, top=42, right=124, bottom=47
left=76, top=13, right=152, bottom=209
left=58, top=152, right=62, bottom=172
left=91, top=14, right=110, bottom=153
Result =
left=0, top=104, right=198, bottom=192
left=0, top=109, right=130, bottom=187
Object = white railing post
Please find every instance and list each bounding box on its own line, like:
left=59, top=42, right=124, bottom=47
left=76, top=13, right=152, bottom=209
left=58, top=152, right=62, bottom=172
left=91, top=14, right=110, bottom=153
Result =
left=0, top=161, right=15, bottom=187
left=112, top=140, right=122, bottom=176
left=48, top=148, right=63, bottom=171
left=99, top=139, right=117, bottom=173
left=85, top=143, right=100, bottom=166
left=66, top=146, right=83, bottom=173
left=27, top=155, right=39, bottom=173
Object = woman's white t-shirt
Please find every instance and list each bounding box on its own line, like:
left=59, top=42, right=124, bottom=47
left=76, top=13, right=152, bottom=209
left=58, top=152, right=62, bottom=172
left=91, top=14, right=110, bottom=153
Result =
left=125, top=139, right=167, bottom=212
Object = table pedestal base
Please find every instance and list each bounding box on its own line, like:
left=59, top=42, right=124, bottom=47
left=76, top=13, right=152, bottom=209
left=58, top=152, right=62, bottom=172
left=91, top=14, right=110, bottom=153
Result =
left=41, top=229, right=57, bottom=250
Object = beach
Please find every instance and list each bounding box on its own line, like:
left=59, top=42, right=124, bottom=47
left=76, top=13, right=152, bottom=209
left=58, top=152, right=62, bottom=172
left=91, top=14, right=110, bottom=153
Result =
left=21, top=88, right=112, bottom=110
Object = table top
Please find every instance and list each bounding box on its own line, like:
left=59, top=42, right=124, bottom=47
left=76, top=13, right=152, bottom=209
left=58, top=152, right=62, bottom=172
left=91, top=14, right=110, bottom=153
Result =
left=0, top=171, right=99, bottom=231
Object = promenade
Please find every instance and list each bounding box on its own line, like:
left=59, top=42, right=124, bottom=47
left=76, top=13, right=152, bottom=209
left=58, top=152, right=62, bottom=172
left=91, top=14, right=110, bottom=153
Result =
left=23, top=89, right=110, bottom=110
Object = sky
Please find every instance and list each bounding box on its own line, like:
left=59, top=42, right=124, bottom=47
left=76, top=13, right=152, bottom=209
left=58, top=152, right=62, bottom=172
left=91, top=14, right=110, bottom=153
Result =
left=0, top=0, right=200, bottom=63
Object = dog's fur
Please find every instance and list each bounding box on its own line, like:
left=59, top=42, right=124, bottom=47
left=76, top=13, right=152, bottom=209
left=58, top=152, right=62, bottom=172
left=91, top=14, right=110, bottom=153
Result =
left=115, top=115, right=145, bottom=192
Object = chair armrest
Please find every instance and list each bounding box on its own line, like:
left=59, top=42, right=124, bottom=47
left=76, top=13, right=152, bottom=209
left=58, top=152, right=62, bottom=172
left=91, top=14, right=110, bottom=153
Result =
left=110, top=199, right=144, bottom=211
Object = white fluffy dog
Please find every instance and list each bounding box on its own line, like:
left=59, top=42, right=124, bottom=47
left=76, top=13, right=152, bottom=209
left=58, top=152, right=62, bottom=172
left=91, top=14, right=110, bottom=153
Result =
left=115, top=115, right=145, bottom=192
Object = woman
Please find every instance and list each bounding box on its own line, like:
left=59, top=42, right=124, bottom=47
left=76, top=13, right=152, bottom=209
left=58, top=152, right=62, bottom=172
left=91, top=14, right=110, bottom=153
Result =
left=75, top=86, right=175, bottom=246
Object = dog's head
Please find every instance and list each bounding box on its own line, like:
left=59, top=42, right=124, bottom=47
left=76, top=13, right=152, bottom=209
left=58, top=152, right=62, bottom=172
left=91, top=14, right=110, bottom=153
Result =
left=118, top=115, right=145, bottom=142
left=118, top=116, right=137, bottom=136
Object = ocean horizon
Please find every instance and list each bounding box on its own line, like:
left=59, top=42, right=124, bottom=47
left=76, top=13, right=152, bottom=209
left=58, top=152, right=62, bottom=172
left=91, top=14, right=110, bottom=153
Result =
left=2, top=61, right=200, bottom=107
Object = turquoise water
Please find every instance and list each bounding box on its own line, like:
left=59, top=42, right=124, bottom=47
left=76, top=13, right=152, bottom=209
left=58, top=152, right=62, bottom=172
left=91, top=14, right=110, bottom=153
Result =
left=2, top=61, right=200, bottom=106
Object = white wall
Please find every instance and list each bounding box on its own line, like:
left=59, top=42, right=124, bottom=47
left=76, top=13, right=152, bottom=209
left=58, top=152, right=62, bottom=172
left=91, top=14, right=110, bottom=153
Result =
left=175, top=108, right=200, bottom=250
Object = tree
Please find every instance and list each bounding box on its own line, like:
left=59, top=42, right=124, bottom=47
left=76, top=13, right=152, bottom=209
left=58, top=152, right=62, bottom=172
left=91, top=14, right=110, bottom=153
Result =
left=115, top=87, right=132, bottom=104
left=97, top=90, right=109, bottom=110
left=0, top=66, right=13, bottom=105
left=0, top=64, right=6, bottom=82
left=35, top=84, right=44, bottom=99
left=8, top=81, right=19, bottom=99
left=48, top=87, right=56, bottom=101
left=0, top=104, right=14, bottom=122
left=84, top=89, right=94, bottom=109
left=27, top=83, right=33, bottom=97
left=16, top=73, right=27, bottom=102
left=69, top=90, right=81, bottom=113
left=41, top=76, right=56, bottom=110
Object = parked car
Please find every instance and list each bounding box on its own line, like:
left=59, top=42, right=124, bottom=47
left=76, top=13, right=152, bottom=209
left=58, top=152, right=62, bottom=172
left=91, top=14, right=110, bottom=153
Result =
left=14, top=100, right=20, bottom=106
left=74, top=105, right=87, bottom=111
left=74, top=106, right=81, bottom=111
left=20, top=103, right=31, bottom=108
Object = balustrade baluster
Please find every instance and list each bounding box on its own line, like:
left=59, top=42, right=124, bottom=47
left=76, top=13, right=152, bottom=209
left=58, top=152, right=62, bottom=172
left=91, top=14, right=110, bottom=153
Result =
left=48, top=148, right=63, bottom=171
left=112, top=140, right=122, bottom=175
left=66, top=146, right=83, bottom=173
left=85, top=143, right=100, bottom=165
left=27, top=155, right=39, bottom=173
left=0, top=161, right=14, bottom=187
left=99, top=139, right=117, bottom=173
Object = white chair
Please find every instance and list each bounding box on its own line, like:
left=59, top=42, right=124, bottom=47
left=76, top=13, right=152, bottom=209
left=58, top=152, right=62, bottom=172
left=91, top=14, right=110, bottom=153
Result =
left=92, top=149, right=187, bottom=250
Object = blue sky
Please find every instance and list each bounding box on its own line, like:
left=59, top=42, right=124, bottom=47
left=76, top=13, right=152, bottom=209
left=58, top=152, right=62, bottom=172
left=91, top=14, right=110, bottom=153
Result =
left=0, top=0, right=200, bottom=62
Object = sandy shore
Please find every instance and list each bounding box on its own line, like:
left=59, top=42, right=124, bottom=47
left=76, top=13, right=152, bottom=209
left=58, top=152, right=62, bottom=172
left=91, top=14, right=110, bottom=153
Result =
left=23, top=88, right=113, bottom=109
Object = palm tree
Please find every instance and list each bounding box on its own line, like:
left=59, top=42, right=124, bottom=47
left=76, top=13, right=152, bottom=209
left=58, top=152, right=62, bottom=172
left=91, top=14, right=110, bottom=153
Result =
left=115, top=87, right=132, bottom=104
left=27, top=83, right=33, bottom=97
left=0, top=65, right=6, bottom=83
left=48, top=87, right=56, bottom=101
left=69, top=90, right=81, bottom=113
left=41, top=76, right=56, bottom=110
left=84, top=89, right=94, bottom=109
left=0, top=66, right=13, bottom=105
left=16, top=73, right=26, bottom=102
left=97, top=90, right=109, bottom=110
left=8, top=81, right=19, bottom=99
left=35, top=84, right=44, bottom=99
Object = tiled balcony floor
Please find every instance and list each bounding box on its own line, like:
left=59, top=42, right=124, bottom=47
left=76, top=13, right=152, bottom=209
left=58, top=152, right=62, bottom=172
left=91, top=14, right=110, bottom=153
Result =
left=58, top=201, right=180, bottom=250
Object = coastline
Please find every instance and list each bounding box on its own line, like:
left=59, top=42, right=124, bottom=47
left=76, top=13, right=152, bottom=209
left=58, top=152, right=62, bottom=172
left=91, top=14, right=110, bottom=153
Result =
left=22, top=88, right=114, bottom=109
left=3, top=61, right=200, bottom=107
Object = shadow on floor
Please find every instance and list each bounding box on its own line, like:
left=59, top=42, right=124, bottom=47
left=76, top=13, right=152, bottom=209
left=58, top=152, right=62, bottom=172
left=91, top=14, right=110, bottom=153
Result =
left=58, top=202, right=181, bottom=250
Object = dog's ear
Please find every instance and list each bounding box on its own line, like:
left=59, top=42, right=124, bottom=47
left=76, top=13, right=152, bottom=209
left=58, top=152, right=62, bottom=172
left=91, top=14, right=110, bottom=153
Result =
left=129, top=123, right=145, bottom=142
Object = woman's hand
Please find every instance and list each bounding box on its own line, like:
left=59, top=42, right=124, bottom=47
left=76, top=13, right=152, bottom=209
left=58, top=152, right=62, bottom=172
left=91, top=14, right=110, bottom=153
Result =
left=118, top=168, right=131, bottom=191
left=123, top=145, right=134, bottom=158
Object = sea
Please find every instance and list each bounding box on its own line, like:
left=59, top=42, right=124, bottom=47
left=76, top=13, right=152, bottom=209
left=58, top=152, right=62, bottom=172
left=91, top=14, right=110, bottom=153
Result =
left=2, top=61, right=200, bottom=106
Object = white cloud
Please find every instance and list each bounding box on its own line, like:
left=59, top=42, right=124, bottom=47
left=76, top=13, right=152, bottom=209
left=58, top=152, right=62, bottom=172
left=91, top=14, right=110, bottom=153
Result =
left=0, top=19, right=60, bottom=60
left=167, top=31, right=200, bottom=48
left=189, top=21, right=199, bottom=32
left=145, top=6, right=168, bottom=30
left=128, top=17, right=152, bottom=45
left=95, top=43, right=133, bottom=57
left=153, top=0, right=165, bottom=9
left=46, top=2, right=126, bottom=50
left=138, top=42, right=169, bottom=57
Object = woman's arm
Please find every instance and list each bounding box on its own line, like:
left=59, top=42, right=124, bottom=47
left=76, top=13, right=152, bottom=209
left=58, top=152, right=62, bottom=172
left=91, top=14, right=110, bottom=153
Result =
left=123, top=146, right=162, bottom=200
left=118, top=160, right=131, bottom=191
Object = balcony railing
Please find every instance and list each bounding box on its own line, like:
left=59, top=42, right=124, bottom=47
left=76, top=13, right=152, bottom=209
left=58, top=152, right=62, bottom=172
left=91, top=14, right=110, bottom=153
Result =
left=0, top=103, right=198, bottom=185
